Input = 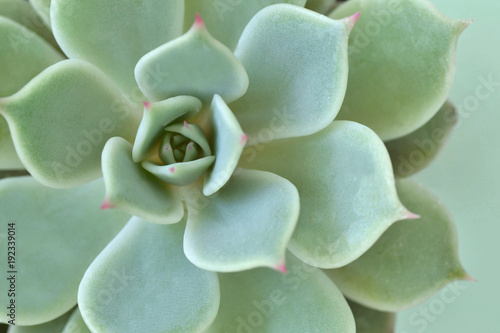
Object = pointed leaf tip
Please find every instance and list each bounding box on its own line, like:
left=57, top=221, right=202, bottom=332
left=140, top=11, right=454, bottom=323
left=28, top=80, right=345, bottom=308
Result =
left=184, top=120, right=189, bottom=128
left=100, top=199, right=114, bottom=210
left=143, top=101, right=151, bottom=109
left=240, top=134, right=248, bottom=145
left=461, top=273, right=477, bottom=282
left=194, top=13, right=205, bottom=28
left=404, top=211, right=421, bottom=220
left=275, top=262, right=287, bottom=274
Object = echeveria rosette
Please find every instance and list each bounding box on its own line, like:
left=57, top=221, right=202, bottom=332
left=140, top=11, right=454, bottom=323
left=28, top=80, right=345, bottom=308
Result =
left=0, top=0, right=472, bottom=332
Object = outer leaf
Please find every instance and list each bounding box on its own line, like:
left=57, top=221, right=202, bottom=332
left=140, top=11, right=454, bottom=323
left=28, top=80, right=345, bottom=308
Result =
left=29, top=0, right=52, bottom=28
left=241, top=121, right=410, bottom=268
left=325, top=179, right=470, bottom=311
left=184, top=0, right=307, bottom=51
left=0, top=17, right=63, bottom=170
left=386, top=101, right=458, bottom=178
left=331, top=0, right=468, bottom=140
left=206, top=253, right=355, bottom=332
left=0, top=177, right=130, bottom=325
left=231, top=4, right=352, bottom=145
left=0, top=60, right=141, bottom=188
left=184, top=169, right=299, bottom=272
left=135, top=17, right=248, bottom=104
left=51, top=0, right=184, bottom=97
left=348, top=300, right=395, bottom=333
left=79, top=217, right=220, bottom=333
left=7, top=310, right=72, bottom=333
left=0, top=0, right=58, bottom=48
left=62, top=308, right=91, bottom=333
left=102, top=137, right=184, bottom=224
left=203, top=94, right=246, bottom=196
left=132, top=96, right=202, bottom=162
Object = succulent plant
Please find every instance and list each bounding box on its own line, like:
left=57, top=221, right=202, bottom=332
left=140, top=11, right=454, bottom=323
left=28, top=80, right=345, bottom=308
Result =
left=0, top=0, right=473, bottom=332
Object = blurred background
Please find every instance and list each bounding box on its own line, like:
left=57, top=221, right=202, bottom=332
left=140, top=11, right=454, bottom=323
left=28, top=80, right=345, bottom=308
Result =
left=397, top=0, right=499, bottom=332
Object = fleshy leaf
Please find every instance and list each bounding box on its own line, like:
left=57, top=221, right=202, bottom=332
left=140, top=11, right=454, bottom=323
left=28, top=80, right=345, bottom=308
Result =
left=306, top=0, right=337, bottom=14
left=7, top=310, right=72, bottom=333
left=0, top=17, right=63, bottom=170
left=135, top=17, right=248, bottom=104
left=231, top=4, right=352, bottom=145
left=240, top=121, right=410, bottom=268
left=184, top=0, right=307, bottom=50
left=79, top=217, right=220, bottom=333
left=102, top=137, right=183, bottom=224
left=0, top=60, right=140, bottom=188
left=203, top=95, right=246, bottom=196
left=51, top=0, right=184, bottom=97
left=331, top=0, right=468, bottom=140
left=205, top=253, right=355, bottom=332
left=184, top=169, right=299, bottom=272
left=29, top=0, right=51, bottom=28
left=324, top=179, right=470, bottom=311
left=142, top=156, right=215, bottom=186
left=348, top=300, right=395, bottom=333
left=62, top=308, right=91, bottom=333
left=0, top=0, right=59, bottom=49
left=0, top=17, right=63, bottom=97
left=132, top=96, right=202, bottom=162
left=0, top=177, right=130, bottom=325
left=386, top=101, right=458, bottom=178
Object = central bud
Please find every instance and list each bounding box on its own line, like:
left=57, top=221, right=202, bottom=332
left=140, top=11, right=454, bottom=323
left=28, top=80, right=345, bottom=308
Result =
left=159, top=121, right=211, bottom=165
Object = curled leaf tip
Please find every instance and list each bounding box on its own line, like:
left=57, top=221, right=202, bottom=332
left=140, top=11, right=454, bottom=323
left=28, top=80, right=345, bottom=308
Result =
left=240, top=134, right=248, bottom=145
left=143, top=101, right=151, bottom=109
left=100, top=199, right=114, bottom=210
left=194, top=13, right=205, bottom=28
left=404, top=211, right=421, bottom=220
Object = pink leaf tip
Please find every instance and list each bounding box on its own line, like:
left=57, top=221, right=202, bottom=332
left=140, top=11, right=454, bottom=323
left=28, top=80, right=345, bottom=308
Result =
left=169, top=167, right=175, bottom=173
left=194, top=13, right=205, bottom=28
left=345, top=12, right=361, bottom=31
left=462, top=273, right=477, bottom=282
left=184, top=121, right=189, bottom=129
left=143, top=101, right=151, bottom=109
left=405, top=211, right=421, bottom=220
left=351, top=12, right=361, bottom=24
left=240, top=134, right=248, bottom=144
left=274, top=262, right=287, bottom=274
left=100, top=199, right=114, bottom=210
left=187, top=142, right=194, bottom=150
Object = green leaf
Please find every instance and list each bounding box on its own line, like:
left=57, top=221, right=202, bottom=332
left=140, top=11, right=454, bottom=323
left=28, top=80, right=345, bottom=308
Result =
left=240, top=121, right=410, bottom=268
left=62, top=308, right=91, bottom=333
left=330, top=0, right=469, bottom=140
left=184, top=0, right=307, bottom=51
left=7, top=309, right=72, bottom=333
left=0, top=17, right=63, bottom=97
left=132, top=96, right=202, bottom=162
left=240, top=121, right=411, bottom=268
left=102, top=137, right=184, bottom=224
left=324, top=179, right=470, bottom=311
left=184, top=169, right=299, bottom=272
left=0, top=0, right=59, bottom=49
left=0, top=60, right=141, bottom=188
left=135, top=17, right=248, bottom=104
left=79, top=217, right=220, bottom=333
left=0, top=177, right=130, bottom=325
left=348, top=300, right=395, bottom=333
left=51, top=0, right=184, bottom=97
left=386, top=101, right=458, bottom=178
left=231, top=4, right=353, bottom=145
left=203, top=94, right=246, bottom=196
left=205, top=253, right=355, bottom=332
left=142, top=156, right=215, bottom=186
left=29, top=0, right=52, bottom=28
left=306, top=0, right=337, bottom=14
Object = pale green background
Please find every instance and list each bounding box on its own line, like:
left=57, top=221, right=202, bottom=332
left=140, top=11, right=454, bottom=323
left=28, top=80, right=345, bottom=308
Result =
left=397, top=0, right=500, bottom=332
